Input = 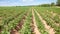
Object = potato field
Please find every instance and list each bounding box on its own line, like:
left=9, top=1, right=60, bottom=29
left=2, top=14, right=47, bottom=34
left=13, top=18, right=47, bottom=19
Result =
left=0, top=6, right=60, bottom=34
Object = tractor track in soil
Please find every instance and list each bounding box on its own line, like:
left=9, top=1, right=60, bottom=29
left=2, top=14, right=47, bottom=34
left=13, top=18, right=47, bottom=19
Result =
left=10, top=12, right=29, bottom=34
left=34, top=8, right=55, bottom=34
left=31, top=8, right=41, bottom=34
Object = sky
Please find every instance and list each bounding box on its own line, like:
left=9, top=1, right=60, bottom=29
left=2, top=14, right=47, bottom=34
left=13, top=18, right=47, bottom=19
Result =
left=0, top=0, right=57, bottom=6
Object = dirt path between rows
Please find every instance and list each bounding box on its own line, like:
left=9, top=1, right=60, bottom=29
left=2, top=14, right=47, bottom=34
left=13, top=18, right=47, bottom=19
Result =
left=10, top=12, right=29, bottom=34
left=34, top=9, right=55, bottom=34
left=31, top=9, right=41, bottom=34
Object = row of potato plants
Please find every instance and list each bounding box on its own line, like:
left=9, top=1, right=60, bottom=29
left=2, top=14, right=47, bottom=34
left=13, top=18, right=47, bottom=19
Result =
left=19, top=11, right=32, bottom=34
left=36, top=8, right=60, bottom=34
left=34, top=9, right=48, bottom=34
left=1, top=8, right=29, bottom=34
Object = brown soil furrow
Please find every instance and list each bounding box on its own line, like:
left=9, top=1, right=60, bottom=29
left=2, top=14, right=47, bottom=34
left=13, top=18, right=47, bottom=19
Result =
left=10, top=12, right=29, bottom=34
left=34, top=9, right=55, bottom=34
left=31, top=9, right=41, bottom=34
left=30, top=18, right=35, bottom=34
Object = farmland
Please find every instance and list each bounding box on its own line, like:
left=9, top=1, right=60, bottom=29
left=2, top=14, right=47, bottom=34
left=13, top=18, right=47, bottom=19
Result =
left=0, top=6, right=60, bottom=34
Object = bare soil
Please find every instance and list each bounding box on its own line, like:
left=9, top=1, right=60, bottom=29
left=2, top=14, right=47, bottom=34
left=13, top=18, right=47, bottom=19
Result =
left=31, top=9, right=41, bottom=34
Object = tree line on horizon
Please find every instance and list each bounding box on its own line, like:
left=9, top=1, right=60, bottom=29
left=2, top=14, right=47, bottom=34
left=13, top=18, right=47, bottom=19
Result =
left=38, top=0, right=60, bottom=7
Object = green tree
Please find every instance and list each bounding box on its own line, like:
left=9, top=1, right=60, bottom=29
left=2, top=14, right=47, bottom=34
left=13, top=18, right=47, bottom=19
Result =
left=51, top=2, right=55, bottom=6
left=57, top=0, right=60, bottom=6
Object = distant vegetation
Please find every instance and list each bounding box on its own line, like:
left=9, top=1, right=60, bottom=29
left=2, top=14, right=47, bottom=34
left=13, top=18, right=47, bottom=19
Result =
left=56, top=0, right=60, bottom=6
left=37, top=0, right=60, bottom=7
left=38, top=3, right=55, bottom=7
